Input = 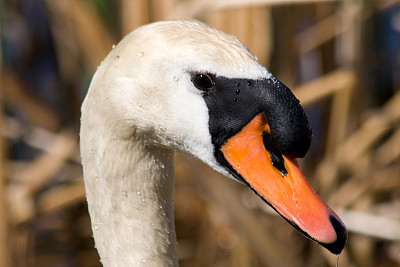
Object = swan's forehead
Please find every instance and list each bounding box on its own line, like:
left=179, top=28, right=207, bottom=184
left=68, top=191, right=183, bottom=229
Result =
left=121, top=20, right=270, bottom=80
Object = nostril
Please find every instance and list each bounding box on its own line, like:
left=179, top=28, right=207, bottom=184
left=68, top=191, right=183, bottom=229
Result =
left=322, top=215, right=348, bottom=255
left=262, top=131, right=287, bottom=176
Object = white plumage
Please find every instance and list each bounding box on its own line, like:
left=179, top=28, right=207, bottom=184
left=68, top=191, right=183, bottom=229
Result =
left=80, top=19, right=269, bottom=266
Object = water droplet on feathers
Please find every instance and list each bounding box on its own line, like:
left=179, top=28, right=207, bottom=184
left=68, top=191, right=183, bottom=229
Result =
left=336, top=254, right=341, bottom=267
left=138, top=52, right=144, bottom=57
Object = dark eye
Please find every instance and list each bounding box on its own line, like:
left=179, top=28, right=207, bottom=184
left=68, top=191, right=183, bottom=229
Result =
left=192, top=73, right=213, bottom=91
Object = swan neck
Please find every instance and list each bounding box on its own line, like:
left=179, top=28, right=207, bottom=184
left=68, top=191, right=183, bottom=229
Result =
left=81, top=131, right=178, bottom=266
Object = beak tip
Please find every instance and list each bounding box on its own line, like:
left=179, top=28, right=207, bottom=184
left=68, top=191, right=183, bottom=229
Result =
left=321, top=215, right=348, bottom=255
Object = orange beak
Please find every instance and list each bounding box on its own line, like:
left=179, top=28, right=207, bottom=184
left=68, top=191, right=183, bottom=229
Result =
left=220, top=113, right=347, bottom=254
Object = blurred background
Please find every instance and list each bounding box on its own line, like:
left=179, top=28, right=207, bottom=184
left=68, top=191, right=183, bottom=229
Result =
left=1, top=0, right=400, bottom=266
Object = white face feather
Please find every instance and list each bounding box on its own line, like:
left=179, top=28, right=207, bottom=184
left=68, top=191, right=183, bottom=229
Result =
left=82, top=19, right=271, bottom=179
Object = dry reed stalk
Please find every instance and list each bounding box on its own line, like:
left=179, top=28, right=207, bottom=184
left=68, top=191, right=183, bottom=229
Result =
left=330, top=165, right=400, bottom=208
left=1, top=68, right=59, bottom=131
left=318, top=0, right=361, bottom=199
left=152, top=0, right=177, bottom=20
left=214, top=0, right=344, bottom=9
left=296, top=1, right=361, bottom=58
left=208, top=6, right=271, bottom=66
left=228, top=8, right=252, bottom=49
left=13, top=130, right=76, bottom=194
left=249, top=7, right=272, bottom=67
left=120, top=0, right=150, bottom=36
left=296, top=14, right=340, bottom=54
left=325, top=85, right=353, bottom=156
left=374, top=126, right=400, bottom=166
left=339, top=207, right=400, bottom=241
left=175, top=0, right=344, bottom=17
left=45, top=2, right=81, bottom=90
left=45, top=0, right=114, bottom=72
left=317, top=84, right=353, bottom=198
left=0, top=60, right=11, bottom=267
left=21, top=126, right=80, bottom=163
left=38, top=180, right=85, bottom=214
left=293, top=68, right=355, bottom=105
left=7, top=130, right=77, bottom=224
left=337, top=89, right=400, bottom=169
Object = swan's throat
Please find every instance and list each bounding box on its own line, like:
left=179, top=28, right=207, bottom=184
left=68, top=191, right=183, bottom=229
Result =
left=81, top=134, right=178, bottom=266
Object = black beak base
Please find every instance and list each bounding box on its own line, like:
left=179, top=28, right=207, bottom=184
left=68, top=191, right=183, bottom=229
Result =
left=200, top=73, right=312, bottom=160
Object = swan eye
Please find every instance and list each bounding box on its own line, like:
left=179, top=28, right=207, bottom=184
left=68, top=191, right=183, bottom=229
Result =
left=192, top=73, right=213, bottom=91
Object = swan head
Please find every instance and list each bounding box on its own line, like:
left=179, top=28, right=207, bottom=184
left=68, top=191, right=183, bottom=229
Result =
left=82, top=19, right=347, bottom=255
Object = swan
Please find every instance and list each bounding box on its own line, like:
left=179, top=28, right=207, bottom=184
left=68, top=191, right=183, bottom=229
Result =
left=80, top=19, right=347, bottom=266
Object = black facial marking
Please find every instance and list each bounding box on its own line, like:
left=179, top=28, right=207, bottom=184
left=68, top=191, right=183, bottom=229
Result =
left=200, top=73, right=312, bottom=161
left=262, top=132, right=287, bottom=176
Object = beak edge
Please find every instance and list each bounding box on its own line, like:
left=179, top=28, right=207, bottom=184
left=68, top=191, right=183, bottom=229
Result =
left=219, top=113, right=347, bottom=254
